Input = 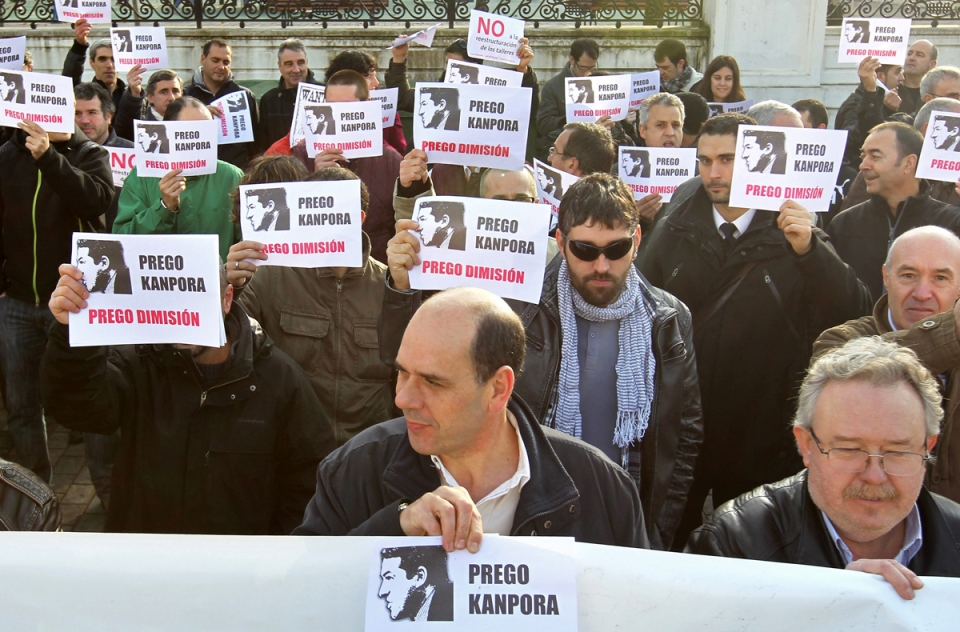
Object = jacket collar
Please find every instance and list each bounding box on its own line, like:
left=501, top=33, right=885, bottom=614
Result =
left=867, top=180, right=931, bottom=218
left=871, top=293, right=894, bottom=332
left=667, top=185, right=784, bottom=250
left=314, top=231, right=373, bottom=278
left=189, top=67, right=241, bottom=99
left=276, top=69, right=318, bottom=93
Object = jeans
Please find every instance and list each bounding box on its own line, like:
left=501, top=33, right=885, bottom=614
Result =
left=0, top=295, right=54, bottom=484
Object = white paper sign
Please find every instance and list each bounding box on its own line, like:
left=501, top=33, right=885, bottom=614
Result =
left=407, top=196, right=550, bottom=303
left=133, top=119, right=219, bottom=178
left=630, top=70, right=660, bottom=109
left=303, top=100, right=383, bottom=160
left=387, top=24, right=440, bottom=50
left=110, top=27, right=167, bottom=71
left=371, top=87, right=398, bottom=128
left=238, top=180, right=363, bottom=268
left=108, top=147, right=136, bottom=188
left=365, top=536, right=576, bottom=630
left=290, top=82, right=325, bottom=147
left=533, top=158, right=580, bottom=231
left=708, top=99, right=755, bottom=117
left=916, top=110, right=960, bottom=182
left=0, top=70, right=75, bottom=134
left=729, top=125, right=848, bottom=212
left=619, top=146, right=697, bottom=203
left=565, top=75, right=631, bottom=123
left=0, top=37, right=26, bottom=71
left=54, top=0, right=111, bottom=23
left=467, top=10, right=524, bottom=65
left=414, top=82, right=531, bottom=172
left=212, top=91, right=254, bottom=145
left=444, top=59, right=523, bottom=88
left=838, top=18, right=912, bottom=65
left=68, top=233, right=224, bottom=347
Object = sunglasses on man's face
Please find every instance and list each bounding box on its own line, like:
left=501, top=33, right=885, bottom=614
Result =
left=561, top=234, right=634, bottom=262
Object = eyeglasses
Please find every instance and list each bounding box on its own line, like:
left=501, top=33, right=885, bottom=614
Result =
left=561, top=233, right=634, bottom=262
left=548, top=146, right=572, bottom=160
left=809, top=429, right=930, bottom=477
left=492, top=194, right=536, bottom=203
left=573, top=60, right=598, bottom=73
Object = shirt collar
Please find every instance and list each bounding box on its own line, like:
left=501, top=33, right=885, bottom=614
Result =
left=887, top=308, right=900, bottom=332
left=431, top=410, right=531, bottom=506
left=821, top=504, right=923, bottom=566
left=712, top=206, right=757, bottom=239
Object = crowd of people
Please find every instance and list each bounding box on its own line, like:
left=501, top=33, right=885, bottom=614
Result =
left=1, top=22, right=959, bottom=600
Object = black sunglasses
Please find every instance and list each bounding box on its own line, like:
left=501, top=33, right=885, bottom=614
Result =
left=561, top=234, right=634, bottom=262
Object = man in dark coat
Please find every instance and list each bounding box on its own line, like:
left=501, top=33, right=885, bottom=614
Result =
left=257, top=39, right=320, bottom=151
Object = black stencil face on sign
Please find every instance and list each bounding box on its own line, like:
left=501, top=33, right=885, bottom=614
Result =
left=741, top=129, right=787, bottom=175
left=378, top=546, right=454, bottom=622
left=76, top=239, right=133, bottom=295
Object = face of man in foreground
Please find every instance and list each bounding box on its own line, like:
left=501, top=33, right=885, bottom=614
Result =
left=883, top=231, right=960, bottom=329
left=559, top=220, right=639, bottom=308
left=697, top=133, right=737, bottom=206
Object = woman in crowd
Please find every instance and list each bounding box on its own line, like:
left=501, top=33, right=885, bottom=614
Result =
left=694, top=55, right=746, bottom=103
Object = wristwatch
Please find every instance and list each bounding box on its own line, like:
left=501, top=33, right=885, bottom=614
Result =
left=160, top=199, right=180, bottom=214
left=397, top=501, right=411, bottom=515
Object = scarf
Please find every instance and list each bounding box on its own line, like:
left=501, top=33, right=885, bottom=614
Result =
left=552, top=260, right=656, bottom=455
left=662, top=65, right=694, bottom=94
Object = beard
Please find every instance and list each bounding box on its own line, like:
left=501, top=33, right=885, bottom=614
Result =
left=255, top=211, right=276, bottom=231
left=704, top=180, right=731, bottom=205
left=569, top=268, right=628, bottom=307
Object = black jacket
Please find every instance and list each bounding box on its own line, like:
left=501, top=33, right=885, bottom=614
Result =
left=0, top=458, right=60, bottom=531
left=40, top=304, right=337, bottom=535
left=0, top=129, right=113, bottom=304
left=293, top=397, right=649, bottom=548
left=183, top=70, right=260, bottom=170
left=641, top=188, right=872, bottom=489
left=113, top=87, right=159, bottom=143
left=257, top=70, right=319, bottom=152
left=62, top=39, right=126, bottom=113
left=686, top=471, right=960, bottom=577
left=827, top=184, right=960, bottom=302
left=378, top=258, right=702, bottom=550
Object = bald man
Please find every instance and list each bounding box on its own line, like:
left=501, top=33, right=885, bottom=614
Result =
left=901, top=40, right=938, bottom=115
left=294, top=287, right=647, bottom=549
left=814, top=226, right=960, bottom=504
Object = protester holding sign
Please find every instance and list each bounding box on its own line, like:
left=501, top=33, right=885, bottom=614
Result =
left=62, top=20, right=125, bottom=111
left=113, top=68, right=182, bottom=141
left=257, top=39, right=321, bottom=151
left=114, top=97, right=243, bottom=261
left=692, top=56, right=746, bottom=104
left=295, top=286, right=649, bottom=550
left=536, top=39, right=599, bottom=160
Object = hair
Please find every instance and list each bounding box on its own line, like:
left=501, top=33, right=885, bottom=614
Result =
left=570, top=38, right=600, bottom=62
left=23, top=51, right=32, bottom=66
left=562, top=122, right=616, bottom=174
left=675, top=91, right=710, bottom=137
left=325, top=50, right=376, bottom=81
left=867, top=121, right=923, bottom=165
left=935, top=114, right=960, bottom=133
left=75, top=82, right=114, bottom=117
left=145, top=69, right=181, bottom=96
left=230, top=155, right=310, bottom=224
left=163, top=96, right=208, bottom=121
left=419, top=200, right=464, bottom=226
left=920, top=65, right=960, bottom=98
left=326, top=69, right=370, bottom=101
left=743, top=128, right=784, bottom=149
left=469, top=298, right=526, bottom=383
left=699, top=112, right=757, bottom=138
left=696, top=55, right=746, bottom=102
left=420, top=85, right=458, bottom=108
left=88, top=39, right=112, bottom=62
left=794, top=337, right=943, bottom=437
left=654, top=38, right=688, bottom=65
left=637, top=92, right=685, bottom=128
left=380, top=546, right=451, bottom=583
left=305, top=166, right=371, bottom=213
left=792, top=99, right=829, bottom=129
left=745, top=100, right=801, bottom=126
left=202, top=38, right=231, bottom=57
left=558, top=172, right=639, bottom=235
left=76, top=239, right=124, bottom=267
left=884, top=225, right=960, bottom=269
left=277, top=39, right=306, bottom=62
left=878, top=63, right=900, bottom=76
left=445, top=39, right=483, bottom=65
left=915, top=97, right=960, bottom=131
left=478, top=166, right=535, bottom=199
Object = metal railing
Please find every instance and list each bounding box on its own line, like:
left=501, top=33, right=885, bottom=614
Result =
left=827, top=0, right=960, bottom=25
left=1, top=0, right=702, bottom=28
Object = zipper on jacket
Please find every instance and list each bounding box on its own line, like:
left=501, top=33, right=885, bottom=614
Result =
left=31, top=172, right=42, bottom=306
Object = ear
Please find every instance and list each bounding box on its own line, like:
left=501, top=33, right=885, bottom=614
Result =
left=927, top=434, right=939, bottom=453
left=96, top=255, right=111, bottom=271
left=793, top=426, right=813, bottom=467
left=361, top=211, right=367, bottom=224
left=223, top=283, right=234, bottom=316
left=639, top=124, right=648, bottom=141
left=903, top=153, right=919, bottom=175
left=881, top=263, right=890, bottom=291
left=413, top=566, right=428, bottom=589
left=438, top=214, right=451, bottom=229
left=677, top=59, right=686, bottom=72
left=486, top=366, right=515, bottom=415
left=555, top=229, right=566, bottom=259
left=569, top=157, right=581, bottom=177
left=633, top=224, right=642, bottom=250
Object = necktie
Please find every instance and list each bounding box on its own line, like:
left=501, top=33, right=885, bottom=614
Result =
left=719, top=222, right=738, bottom=256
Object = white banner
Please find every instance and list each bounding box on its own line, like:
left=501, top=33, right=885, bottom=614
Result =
left=838, top=18, right=912, bottom=65
left=630, top=70, right=660, bottom=109
left=0, top=70, right=75, bottom=133
left=107, top=147, right=135, bottom=188
left=729, top=125, right=848, bottom=212
left=54, top=0, right=111, bottom=23
left=445, top=59, right=523, bottom=88
left=619, top=147, right=697, bottom=203
left=238, top=180, right=363, bottom=268
left=414, top=82, right=531, bottom=172
left=0, top=36, right=26, bottom=71
left=388, top=24, right=440, bottom=50
left=110, top=27, right=168, bottom=71
left=534, top=158, right=580, bottom=231
left=467, top=10, right=524, bottom=65
left=708, top=99, right=754, bottom=117
left=407, top=196, right=550, bottom=303
left=134, top=119, right=218, bottom=177
left=212, top=91, right=254, bottom=145
left=916, top=110, right=960, bottom=182
left=68, top=233, right=225, bottom=347
left=3, top=534, right=958, bottom=631
left=371, top=87, right=399, bottom=128
left=303, top=100, right=382, bottom=159
left=565, top=75, right=630, bottom=123
left=290, top=82, right=325, bottom=147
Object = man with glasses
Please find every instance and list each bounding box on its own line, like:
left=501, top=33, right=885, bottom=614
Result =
left=382, top=173, right=703, bottom=551
left=641, top=113, right=872, bottom=549
left=687, top=337, right=960, bottom=596
left=548, top=122, right=616, bottom=177
left=536, top=39, right=600, bottom=160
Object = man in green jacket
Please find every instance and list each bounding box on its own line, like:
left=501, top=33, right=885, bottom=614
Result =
left=113, top=96, right=242, bottom=260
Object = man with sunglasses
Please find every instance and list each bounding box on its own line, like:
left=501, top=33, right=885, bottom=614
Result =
left=641, top=113, right=872, bottom=550
left=687, top=337, right=960, bottom=597
left=381, top=173, right=703, bottom=550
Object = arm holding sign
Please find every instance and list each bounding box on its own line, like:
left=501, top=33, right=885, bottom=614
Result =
left=394, top=149, right=435, bottom=221
left=226, top=240, right=267, bottom=289
left=114, top=70, right=147, bottom=142
left=386, top=44, right=415, bottom=113
left=61, top=20, right=91, bottom=87
left=114, top=168, right=181, bottom=236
